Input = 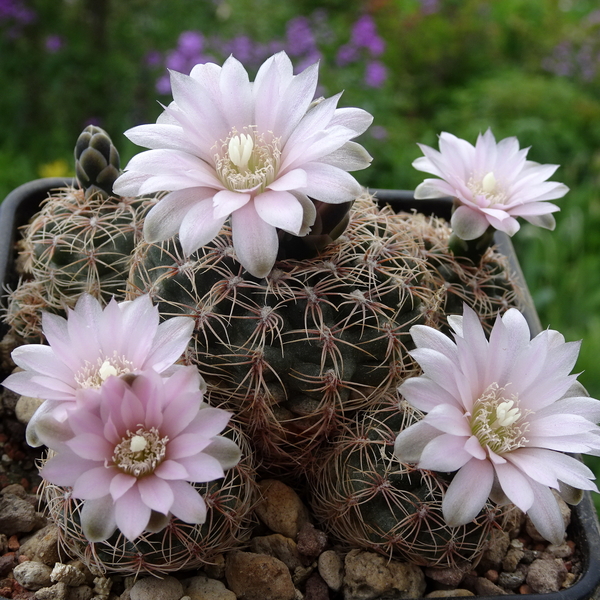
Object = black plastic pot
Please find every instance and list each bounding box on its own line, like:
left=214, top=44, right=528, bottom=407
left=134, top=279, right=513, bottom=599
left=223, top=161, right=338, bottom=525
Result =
left=1, top=179, right=600, bottom=600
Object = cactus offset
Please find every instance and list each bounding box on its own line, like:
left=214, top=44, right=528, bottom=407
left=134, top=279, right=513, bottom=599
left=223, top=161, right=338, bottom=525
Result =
left=4, top=127, right=153, bottom=341
left=127, top=193, right=522, bottom=476
left=308, top=394, right=505, bottom=567
left=42, top=422, right=258, bottom=576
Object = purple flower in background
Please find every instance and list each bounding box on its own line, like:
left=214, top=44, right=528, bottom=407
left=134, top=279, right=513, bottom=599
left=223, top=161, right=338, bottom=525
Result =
left=38, top=368, right=241, bottom=542
left=44, top=34, right=62, bottom=53
left=224, top=35, right=255, bottom=64
left=156, top=74, right=172, bottom=95
left=419, top=0, right=441, bottom=15
left=178, top=30, right=204, bottom=57
left=0, top=0, right=35, bottom=24
left=370, top=125, right=388, bottom=140
left=364, top=60, right=387, bottom=88
left=286, top=16, right=316, bottom=57
left=165, top=49, right=189, bottom=73
left=145, top=50, right=162, bottom=68
left=351, top=14, right=385, bottom=56
left=336, top=43, right=359, bottom=66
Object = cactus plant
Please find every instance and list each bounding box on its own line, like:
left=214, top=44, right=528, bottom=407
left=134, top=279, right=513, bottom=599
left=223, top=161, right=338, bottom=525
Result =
left=4, top=126, right=154, bottom=341
left=308, top=393, right=506, bottom=567
left=127, top=193, right=522, bottom=476
left=42, top=420, right=259, bottom=576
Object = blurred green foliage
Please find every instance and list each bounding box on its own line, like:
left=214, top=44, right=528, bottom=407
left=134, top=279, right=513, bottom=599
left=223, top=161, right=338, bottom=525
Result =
left=4, top=0, right=600, bottom=505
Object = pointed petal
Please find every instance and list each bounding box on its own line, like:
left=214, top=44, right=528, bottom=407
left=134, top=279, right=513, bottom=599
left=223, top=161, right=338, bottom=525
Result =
left=254, top=190, right=304, bottom=234
left=80, top=496, right=117, bottom=542
left=450, top=206, right=490, bottom=240
left=167, top=480, right=207, bottom=524
left=231, top=201, right=279, bottom=278
left=442, top=459, right=494, bottom=526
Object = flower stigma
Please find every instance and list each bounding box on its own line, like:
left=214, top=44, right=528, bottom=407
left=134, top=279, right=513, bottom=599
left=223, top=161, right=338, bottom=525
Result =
left=468, top=171, right=507, bottom=206
left=470, top=383, right=529, bottom=455
left=112, top=427, right=169, bottom=477
left=215, top=127, right=281, bottom=193
left=75, top=352, right=135, bottom=388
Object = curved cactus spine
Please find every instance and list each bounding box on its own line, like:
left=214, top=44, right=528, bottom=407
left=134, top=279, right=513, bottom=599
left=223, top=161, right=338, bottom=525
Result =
left=308, top=394, right=506, bottom=567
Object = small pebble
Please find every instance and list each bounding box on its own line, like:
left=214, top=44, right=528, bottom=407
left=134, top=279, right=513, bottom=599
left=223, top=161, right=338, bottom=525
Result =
left=13, top=560, right=53, bottom=591
left=130, top=576, right=183, bottom=600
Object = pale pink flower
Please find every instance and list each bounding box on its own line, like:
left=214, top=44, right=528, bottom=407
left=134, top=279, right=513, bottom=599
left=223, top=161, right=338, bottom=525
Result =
left=38, top=367, right=241, bottom=543
left=2, top=294, right=194, bottom=447
left=113, top=51, right=373, bottom=278
left=412, top=129, right=569, bottom=240
left=394, top=304, right=600, bottom=544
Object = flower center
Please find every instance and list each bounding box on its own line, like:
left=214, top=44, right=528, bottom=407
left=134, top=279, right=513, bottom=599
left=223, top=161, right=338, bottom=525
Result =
left=469, top=383, right=529, bottom=455
left=215, top=127, right=281, bottom=193
left=467, top=171, right=507, bottom=206
left=75, top=352, right=135, bottom=389
left=112, top=427, right=169, bottom=477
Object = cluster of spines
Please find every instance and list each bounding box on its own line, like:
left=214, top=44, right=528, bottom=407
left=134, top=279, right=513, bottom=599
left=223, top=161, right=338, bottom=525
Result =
left=308, top=394, right=504, bottom=567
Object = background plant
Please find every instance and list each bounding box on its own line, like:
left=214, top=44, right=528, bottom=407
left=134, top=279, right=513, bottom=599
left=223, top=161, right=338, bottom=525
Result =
left=3, top=0, right=600, bottom=507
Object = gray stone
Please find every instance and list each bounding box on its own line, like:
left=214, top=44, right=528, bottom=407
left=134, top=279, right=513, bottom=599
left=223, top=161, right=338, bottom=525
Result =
left=497, top=569, right=526, bottom=590
left=478, top=530, right=510, bottom=571
left=34, top=581, right=68, bottom=600
left=204, top=554, right=226, bottom=580
left=66, top=585, right=94, bottom=600
left=318, top=550, right=343, bottom=592
left=501, top=547, right=524, bottom=573
left=92, top=576, right=113, bottom=599
left=0, top=493, right=38, bottom=536
left=20, top=524, right=61, bottom=566
left=424, top=562, right=470, bottom=588
left=526, top=558, right=568, bottom=593
left=250, top=533, right=304, bottom=570
left=13, top=560, right=53, bottom=591
left=130, top=576, right=184, bottom=600
left=255, top=480, right=310, bottom=540
left=546, top=542, right=573, bottom=559
left=343, top=549, right=426, bottom=600
left=184, top=573, right=236, bottom=600
left=0, top=483, right=28, bottom=498
left=225, top=550, right=296, bottom=600
left=304, top=573, right=329, bottom=600
left=473, top=577, right=508, bottom=596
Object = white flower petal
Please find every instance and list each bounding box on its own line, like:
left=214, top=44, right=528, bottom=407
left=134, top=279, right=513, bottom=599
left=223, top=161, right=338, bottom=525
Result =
left=167, top=480, right=207, bottom=524
left=493, top=461, right=534, bottom=512
left=418, top=433, right=472, bottom=471
left=394, top=421, right=442, bottom=463
left=231, top=201, right=279, bottom=278
left=143, top=188, right=215, bottom=242
left=526, top=481, right=567, bottom=544
left=254, top=190, right=304, bottom=234
left=450, top=205, right=490, bottom=240
left=442, top=459, right=494, bottom=526
left=179, top=198, right=228, bottom=256
left=80, top=496, right=118, bottom=543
